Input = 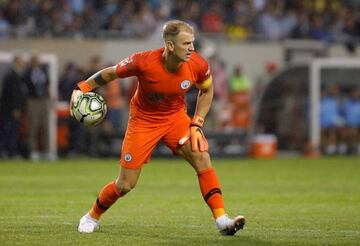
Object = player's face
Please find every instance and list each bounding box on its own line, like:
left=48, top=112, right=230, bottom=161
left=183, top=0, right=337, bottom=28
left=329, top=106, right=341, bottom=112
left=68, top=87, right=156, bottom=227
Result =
left=172, top=31, right=195, bottom=62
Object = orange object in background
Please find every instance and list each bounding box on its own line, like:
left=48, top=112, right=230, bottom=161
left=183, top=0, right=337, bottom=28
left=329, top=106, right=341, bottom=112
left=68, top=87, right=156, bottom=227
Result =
left=230, top=91, right=250, bottom=108
left=232, top=108, right=251, bottom=128
left=251, top=134, right=277, bottom=158
left=230, top=91, right=252, bottom=128
left=57, top=104, right=70, bottom=118
left=56, top=103, right=71, bottom=151
left=57, top=124, right=69, bottom=150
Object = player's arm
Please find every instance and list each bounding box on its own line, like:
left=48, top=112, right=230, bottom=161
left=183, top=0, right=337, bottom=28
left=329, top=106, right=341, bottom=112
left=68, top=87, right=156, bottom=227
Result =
left=77, top=66, right=118, bottom=92
left=77, top=54, right=139, bottom=93
left=194, top=75, right=214, bottom=119
left=70, top=54, right=139, bottom=116
left=190, top=75, right=213, bottom=152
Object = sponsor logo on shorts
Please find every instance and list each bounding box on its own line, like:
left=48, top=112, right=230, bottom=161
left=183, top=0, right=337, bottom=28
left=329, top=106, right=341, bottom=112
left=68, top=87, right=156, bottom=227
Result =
left=124, top=153, right=132, bottom=162
left=180, top=80, right=191, bottom=89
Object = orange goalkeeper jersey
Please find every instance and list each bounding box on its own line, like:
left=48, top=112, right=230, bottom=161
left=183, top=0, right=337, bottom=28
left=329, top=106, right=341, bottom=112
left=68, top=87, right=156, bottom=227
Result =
left=115, top=48, right=210, bottom=122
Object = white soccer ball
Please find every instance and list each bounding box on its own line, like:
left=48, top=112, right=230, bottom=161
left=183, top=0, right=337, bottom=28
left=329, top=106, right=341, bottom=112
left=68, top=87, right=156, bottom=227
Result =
left=72, top=92, right=107, bottom=126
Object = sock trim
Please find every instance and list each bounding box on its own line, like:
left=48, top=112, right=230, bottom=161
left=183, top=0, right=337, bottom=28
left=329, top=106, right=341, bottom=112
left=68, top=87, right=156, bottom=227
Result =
left=96, top=198, right=109, bottom=210
left=213, top=208, right=226, bottom=219
left=203, top=187, right=222, bottom=202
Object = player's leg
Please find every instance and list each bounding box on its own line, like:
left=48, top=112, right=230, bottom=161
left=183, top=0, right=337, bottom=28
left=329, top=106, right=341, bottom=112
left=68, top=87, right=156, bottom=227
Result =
left=177, top=144, right=225, bottom=218
left=78, top=167, right=141, bottom=233
left=90, top=167, right=142, bottom=219
left=78, top=117, right=164, bottom=233
left=163, top=114, right=245, bottom=235
left=177, top=144, right=245, bottom=235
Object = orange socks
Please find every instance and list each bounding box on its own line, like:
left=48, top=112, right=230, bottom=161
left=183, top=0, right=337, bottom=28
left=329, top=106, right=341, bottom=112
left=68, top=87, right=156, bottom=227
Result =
left=89, top=170, right=225, bottom=221
left=89, top=181, right=123, bottom=220
left=197, top=168, right=225, bottom=219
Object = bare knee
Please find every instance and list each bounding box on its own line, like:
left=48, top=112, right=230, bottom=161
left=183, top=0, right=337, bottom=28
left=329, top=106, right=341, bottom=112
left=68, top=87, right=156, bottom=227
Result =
left=189, top=151, right=212, bottom=172
left=114, top=167, right=141, bottom=195
left=115, top=178, right=136, bottom=194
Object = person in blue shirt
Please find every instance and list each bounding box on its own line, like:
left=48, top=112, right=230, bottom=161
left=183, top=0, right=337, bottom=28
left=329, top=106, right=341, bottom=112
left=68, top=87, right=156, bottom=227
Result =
left=339, top=88, right=360, bottom=154
left=320, top=85, right=343, bottom=155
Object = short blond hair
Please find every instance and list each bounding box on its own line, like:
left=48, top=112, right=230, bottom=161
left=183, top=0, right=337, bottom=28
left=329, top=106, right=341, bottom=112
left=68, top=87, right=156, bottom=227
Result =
left=162, top=20, right=194, bottom=41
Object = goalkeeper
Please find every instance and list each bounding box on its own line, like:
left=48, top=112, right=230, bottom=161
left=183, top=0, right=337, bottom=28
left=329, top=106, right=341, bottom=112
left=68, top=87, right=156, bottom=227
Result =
left=71, top=20, right=245, bottom=235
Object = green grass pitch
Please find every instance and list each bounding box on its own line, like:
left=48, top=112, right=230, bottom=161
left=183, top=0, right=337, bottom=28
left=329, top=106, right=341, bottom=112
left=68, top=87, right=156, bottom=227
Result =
left=0, top=157, right=359, bottom=245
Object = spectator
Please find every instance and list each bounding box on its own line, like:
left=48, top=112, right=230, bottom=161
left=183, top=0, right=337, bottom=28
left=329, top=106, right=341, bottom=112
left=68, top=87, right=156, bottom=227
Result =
left=138, top=2, right=157, bottom=35
left=229, top=65, right=251, bottom=93
left=339, top=88, right=360, bottom=154
left=229, top=65, right=252, bottom=129
left=33, top=0, right=54, bottom=36
left=309, top=15, right=332, bottom=42
left=225, top=15, right=251, bottom=41
left=319, top=84, right=342, bottom=155
left=257, top=2, right=283, bottom=40
left=280, top=8, right=298, bottom=37
left=291, top=12, right=311, bottom=39
left=200, top=1, right=224, bottom=33
left=69, top=0, right=84, bottom=14
left=4, top=0, right=26, bottom=26
left=225, top=0, right=254, bottom=41
left=0, top=54, right=27, bottom=158
left=23, top=53, right=51, bottom=161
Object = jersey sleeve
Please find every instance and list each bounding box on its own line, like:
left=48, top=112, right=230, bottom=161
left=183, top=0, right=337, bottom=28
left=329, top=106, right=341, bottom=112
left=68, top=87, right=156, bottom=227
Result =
left=115, top=53, right=142, bottom=78
left=195, top=57, right=212, bottom=89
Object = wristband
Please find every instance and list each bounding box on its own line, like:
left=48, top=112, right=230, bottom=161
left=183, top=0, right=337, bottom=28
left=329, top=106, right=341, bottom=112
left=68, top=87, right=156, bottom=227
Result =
left=191, top=115, right=204, bottom=128
left=77, top=80, right=93, bottom=93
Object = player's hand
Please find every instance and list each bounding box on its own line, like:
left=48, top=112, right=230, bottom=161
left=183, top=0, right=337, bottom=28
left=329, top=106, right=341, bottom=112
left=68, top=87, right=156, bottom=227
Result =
left=190, top=115, right=208, bottom=152
left=70, top=88, right=83, bottom=117
left=190, top=125, right=208, bottom=152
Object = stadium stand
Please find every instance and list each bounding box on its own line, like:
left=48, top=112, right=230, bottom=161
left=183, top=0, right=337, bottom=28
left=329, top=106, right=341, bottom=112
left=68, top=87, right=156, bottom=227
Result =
left=0, top=0, right=358, bottom=41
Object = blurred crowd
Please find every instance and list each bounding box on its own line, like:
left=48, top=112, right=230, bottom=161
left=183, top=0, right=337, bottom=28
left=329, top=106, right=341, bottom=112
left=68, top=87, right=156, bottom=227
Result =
left=0, top=0, right=360, bottom=42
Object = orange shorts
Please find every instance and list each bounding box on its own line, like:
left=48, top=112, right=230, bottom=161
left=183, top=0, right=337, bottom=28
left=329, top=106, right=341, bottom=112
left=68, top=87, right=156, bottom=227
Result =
left=120, top=111, right=191, bottom=169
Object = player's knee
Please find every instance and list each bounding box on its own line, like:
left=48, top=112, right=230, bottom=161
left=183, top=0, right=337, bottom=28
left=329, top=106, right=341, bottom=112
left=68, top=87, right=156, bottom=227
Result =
left=115, top=180, right=136, bottom=194
left=192, top=151, right=210, bottom=162
left=191, top=151, right=211, bottom=170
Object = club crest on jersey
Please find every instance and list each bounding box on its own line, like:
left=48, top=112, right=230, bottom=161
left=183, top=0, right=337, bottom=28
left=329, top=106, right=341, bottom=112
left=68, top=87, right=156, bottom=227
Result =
left=124, top=153, right=132, bottom=162
left=180, top=80, right=191, bottom=89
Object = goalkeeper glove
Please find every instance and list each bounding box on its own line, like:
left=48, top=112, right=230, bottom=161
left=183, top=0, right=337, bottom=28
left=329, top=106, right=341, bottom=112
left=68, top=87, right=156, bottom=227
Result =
left=190, top=115, right=208, bottom=152
left=70, top=81, right=93, bottom=117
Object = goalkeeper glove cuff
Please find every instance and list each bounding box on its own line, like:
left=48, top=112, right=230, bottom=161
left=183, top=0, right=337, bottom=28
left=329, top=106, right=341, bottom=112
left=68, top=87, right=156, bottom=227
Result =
left=77, top=80, right=93, bottom=93
left=191, top=115, right=205, bottom=128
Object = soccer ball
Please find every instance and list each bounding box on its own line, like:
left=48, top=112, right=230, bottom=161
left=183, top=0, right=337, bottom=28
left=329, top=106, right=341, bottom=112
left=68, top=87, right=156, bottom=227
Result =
left=72, top=92, right=107, bottom=126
